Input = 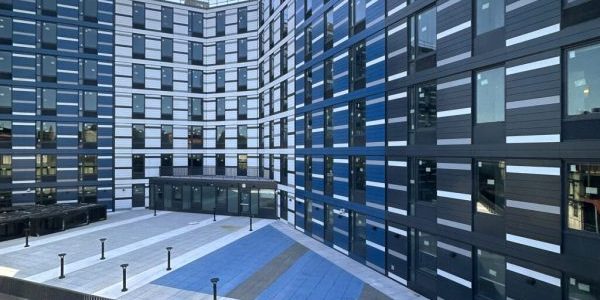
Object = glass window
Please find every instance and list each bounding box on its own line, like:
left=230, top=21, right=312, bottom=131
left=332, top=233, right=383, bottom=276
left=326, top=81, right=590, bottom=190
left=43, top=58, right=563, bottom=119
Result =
left=476, top=0, right=505, bottom=35
left=161, top=38, right=173, bottom=62
left=83, top=0, right=98, bottom=22
left=349, top=41, right=366, bottom=92
left=161, top=96, right=173, bottom=119
left=410, top=83, right=437, bottom=130
left=350, top=212, right=367, bottom=258
left=41, top=0, right=56, bottom=16
left=568, top=277, right=600, bottom=299
left=477, top=249, right=506, bottom=300
left=161, top=125, right=173, bottom=147
left=568, top=163, right=600, bottom=233
left=0, top=154, right=11, bottom=179
left=281, top=80, right=288, bottom=111
left=79, top=186, right=97, bottom=204
left=0, top=120, right=11, bottom=147
left=36, top=154, right=57, bottom=180
left=216, top=98, right=225, bottom=120
left=36, top=187, right=56, bottom=205
left=281, top=44, right=288, bottom=74
left=161, top=66, right=173, bottom=90
left=350, top=0, right=366, bottom=35
left=304, top=68, right=312, bottom=105
left=216, top=41, right=225, bottom=64
left=476, top=67, right=505, bottom=123
left=133, top=64, right=145, bottom=88
left=238, top=125, right=248, bottom=149
left=190, top=98, right=203, bottom=121
left=0, top=86, right=11, bottom=112
left=350, top=156, right=366, bottom=204
left=476, top=161, right=506, bottom=215
left=190, top=42, right=203, bottom=65
left=324, top=59, right=334, bottom=99
left=0, top=17, right=11, bottom=45
left=238, top=154, right=248, bottom=176
left=415, top=231, right=437, bottom=276
left=324, top=8, right=334, bottom=50
left=567, top=43, right=600, bottom=116
left=79, top=155, right=97, bottom=178
left=83, top=28, right=98, bottom=54
left=0, top=51, right=10, bottom=79
left=238, top=96, right=247, bottom=119
left=42, top=22, right=57, bottom=49
left=83, top=59, right=98, bottom=84
left=305, top=112, right=312, bottom=147
left=349, top=99, right=366, bottom=147
left=161, top=6, right=173, bottom=33
left=81, top=123, right=97, bottom=146
left=83, top=91, right=97, bottom=116
left=132, top=125, right=145, bottom=148
left=190, top=12, right=203, bottom=37
left=132, top=154, right=145, bottom=178
left=409, top=7, right=437, bottom=61
left=133, top=2, right=145, bottom=29
left=133, top=34, right=145, bottom=59
left=217, top=69, right=225, bottom=92
left=189, top=126, right=203, bottom=148
left=42, top=55, right=56, bottom=82
left=412, top=159, right=436, bottom=205
left=324, top=107, right=333, bottom=147
left=304, top=26, right=312, bottom=61
left=216, top=11, right=225, bottom=36
left=37, top=121, right=56, bottom=147
left=41, top=88, right=56, bottom=115
left=305, top=0, right=312, bottom=18
left=238, top=67, right=247, bottom=91
left=190, top=70, right=203, bottom=92
left=238, top=38, right=247, bottom=62
left=280, top=7, right=288, bottom=38
left=132, top=94, right=145, bottom=118
left=216, top=125, right=225, bottom=148
left=188, top=154, right=203, bottom=172
left=238, top=7, right=247, bottom=33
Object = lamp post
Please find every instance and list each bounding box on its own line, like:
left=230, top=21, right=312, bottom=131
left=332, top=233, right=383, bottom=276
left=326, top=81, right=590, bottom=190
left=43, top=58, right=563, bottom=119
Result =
left=166, top=247, right=173, bottom=271
left=99, top=238, right=106, bottom=260
left=24, top=228, right=30, bottom=248
left=211, top=277, right=219, bottom=300
left=58, top=253, right=66, bottom=279
left=121, top=264, right=129, bottom=292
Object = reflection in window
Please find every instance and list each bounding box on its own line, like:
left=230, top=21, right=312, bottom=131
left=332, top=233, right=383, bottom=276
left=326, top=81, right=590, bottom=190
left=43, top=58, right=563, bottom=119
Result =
left=189, top=98, right=203, bottom=121
left=304, top=26, right=312, bottom=61
left=238, top=125, right=248, bottom=149
left=216, top=98, right=225, bottom=121
left=190, top=70, right=203, bottom=92
left=0, top=17, right=11, bottom=45
left=161, top=38, right=173, bottom=62
left=0, top=154, right=10, bottom=182
left=477, top=161, right=506, bottom=215
left=304, top=112, right=312, bottom=148
left=324, top=59, right=334, bottom=99
left=349, top=99, right=366, bottom=147
left=238, top=7, right=247, bottom=33
left=409, top=83, right=437, bottom=139
left=161, top=66, right=173, bottom=90
left=161, top=125, right=173, bottom=148
left=132, top=154, right=145, bottom=179
left=350, top=156, right=366, bottom=204
left=42, top=55, right=57, bottom=82
left=568, top=163, right=600, bottom=234
left=414, top=230, right=437, bottom=276
left=133, top=34, right=145, bottom=59
left=83, top=91, right=97, bottom=117
left=83, top=59, right=98, bottom=85
left=324, top=8, right=334, bottom=50
left=238, top=38, right=247, bottom=62
left=79, top=155, right=97, bottom=179
left=132, top=125, right=145, bottom=149
left=83, top=0, right=98, bottom=22
left=161, top=96, right=173, bottom=120
left=216, top=125, right=225, bottom=148
left=238, top=67, right=247, bottom=91
left=477, top=249, right=506, bottom=300
left=409, top=7, right=437, bottom=70
left=133, top=64, right=145, bottom=88
left=238, top=96, right=247, bottom=120
left=411, top=159, right=436, bottom=210
left=0, top=86, right=10, bottom=113
left=36, top=187, right=56, bottom=205
left=304, top=68, right=312, bottom=105
left=476, top=67, right=505, bottom=123
left=216, top=41, right=225, bottom=64
left=350, top=211, right=367, bottom=259
left=216, top=11, right=225, bottom=36
left=217, top=69, right=225, bottom=92
left=83, top=28, right=98, bottom=54
left=349, top=0, right=366, bottom=35
left=36, top=154, right=57, bottom=181
left=189, top=126, right=203, bottom=149
left=324, top=107, right=333, bottom=147
left=190, top=41, right=203, bottom=65
left=133, top=2, right=145, bottom=29
left=476, top=0, right=505, bottom=35
left=42, top=22, right=57, bottom=49
left=80, top=123, right=97, bottom=147
left=79, top=186, right=97, bottom=204
left=567, top=43, right=600, bottom=116
left=41, top=0, right=56, bottom=16
left=37, top=121, right=56, bottom=148
left=568, top=276, right=600, bottom=300
left=349, top=41, right=366, bottom=92
left=132, top=94, right=145, bottom=118
left=190, top=11, right=203, bottom=37
left=161, top=6, right=173, bottom=33
left=0, top=51, right=11, bottom=79
left=0, top=120, right=11, bottom=147
left=238, top=154, right=248, bottom=176
left=188, top=154, right=203, bottom=175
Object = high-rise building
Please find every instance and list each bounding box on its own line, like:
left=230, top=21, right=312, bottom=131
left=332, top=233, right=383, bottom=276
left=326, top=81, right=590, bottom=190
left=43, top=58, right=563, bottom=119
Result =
left=1, top=0, right=600, bottom=298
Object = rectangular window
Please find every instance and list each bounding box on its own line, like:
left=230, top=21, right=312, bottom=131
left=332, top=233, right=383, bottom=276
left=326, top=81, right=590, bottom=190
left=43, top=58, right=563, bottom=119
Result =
left=161, top=38, right=173, bottom=62
left=349, top=99, right=366, bottom=147
left=269, top=20, right=275, bottom=47
left=0, top=51, right=11, bottom=79
left=410, top=159, right=437, bottom=210
left=80, top=123, right=97, bottom=148
left=567, top=42, right=600, bottom=117
left=476, top=67, right=505, bottom=123
left=36, top=154, right=57, bottom=181
left=42, top=55, right=57, bottom=82
left=409, top=82, right=437, bottom=144
left=36, top=187, right=57, bottom=205
left=83, top=59, right=98, bottom=85
left=37, top=121, right=56, bottom=148
left=281, top=44, right=288, bottom=74
left=568, top=277, right=600, bottom=299
left=324, top=59, right=334, bottom=99
left=216, top=98, right=225, bottom=121
left=83, top=91, right=97, bottom=117
left=216, top=125, right=225, bottom=148
left=0, top=17, right=11, bottom=45
left=0, top=120, right=11, bottom=148
left=350, top=156, right=366, bottom=204
left=238, top=38, right=247, bottom=62
left=349, top=41, right=366, bottom=91
left=190, top=12, right=203, bottom=37
left=0, top=154, right=11, bottom=182
left=350, top=212, right=367, bottom=259
left=189, top=98, right=203, bottom=121
left=132, top=125, right=145, bottom=149
left=188, top=154, right=203, bottom=175
left=79, top=186, right=97, bottom=204
left=216, top=154, right=225, bottom=175
left=79, top=155, right=97, bottom=180
left=349, top=0, right=366, bottom=35
left=324, top=156, right=333, bottom=195
left=476, top=161, right=506, bottom=215
left=409, top=6, right=437, bottom=71
left=132, top=94, right=145, bottom=118
left=238, top=154, right=248, bottom=176
left=324, top=8, right=334, bottom=50
left=281, top=118, right=288, bottom=148
left=568, top=163, right=600, bottom=233
left=281, top=81, right=288, bottom=111
left=238, top=7, right=247, bottom=33
left=40, top=0, right=56, bottom=16
left=477, top=249, right=506, bottom=300
left=304, top=0, right=312, bottom=18
left=42, top=22, right=57, bottom=49
left=238, top=67, right=247, bottom=91
left=0, top=86, right=10, bottom=113
left=161, top=67, right=173, bottom=91
left=216, top=69, right=225, bottom=92
left=476, top=0, right=505, bottom=35
left=324, top=107, right=333, bottom=147
left=161, top=6, right=173, bottom=33
left=40, top=88, right=56, bottom=115
left=161, top=125, right=173, bottom=148
left=189, top=126, right=203, bottom=149
left=132, top=34, right=145, bottom=59
left=161, top=96, right=173, bottom=120
left=305, top=155, right=312, bottom=190
left=414, top=231, right=437, bottom=276
left=190, top=42, right=203, bottom=65
left=216, top=11, right=225, bottom=36
left=238, top=125, right=248, bottom=149
left=133, top=1, right=145, bottom=29
left=190, top=70, right=203, bottom=92
left=238, top=96, right=247, bottom=120
left=216, top=42, right=225, bottom=64
left=83, top=28, right=98, bottom=54
left=304, top=112, right=312, bottom=147
left=304, top=26, right=312, bottom=61
left=281, top=6, right=288, bottom=38
left=83, top=0, right=98, bottom=22
left=132, top=64, right=145, bottom=88
left=304, top=68, right=312, bottom=105
left=132, top=154, right=145, bottom=179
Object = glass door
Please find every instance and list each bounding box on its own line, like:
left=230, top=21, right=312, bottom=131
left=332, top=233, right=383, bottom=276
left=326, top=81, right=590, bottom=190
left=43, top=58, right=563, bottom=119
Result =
left=240, top=186, right=251, bottom=215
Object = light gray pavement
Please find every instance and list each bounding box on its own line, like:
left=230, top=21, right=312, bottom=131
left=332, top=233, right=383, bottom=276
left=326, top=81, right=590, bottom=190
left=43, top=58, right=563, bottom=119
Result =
left=0, top=210, right=421, bottom=300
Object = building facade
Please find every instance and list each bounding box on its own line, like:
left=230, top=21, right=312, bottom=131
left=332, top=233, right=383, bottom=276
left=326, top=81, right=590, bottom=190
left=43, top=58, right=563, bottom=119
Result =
left=1, top=0, right=600, bottom=298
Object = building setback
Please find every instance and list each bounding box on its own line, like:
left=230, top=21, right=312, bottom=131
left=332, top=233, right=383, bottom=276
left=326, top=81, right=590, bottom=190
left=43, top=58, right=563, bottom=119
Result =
left=1, top=0, right=600, bottom=299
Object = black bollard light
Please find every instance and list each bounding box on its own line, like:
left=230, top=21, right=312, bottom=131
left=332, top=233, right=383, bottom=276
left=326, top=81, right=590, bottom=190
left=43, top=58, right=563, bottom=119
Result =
left=249, top=214, right=253, bottom=231
left=58, top=253, right=66, bottom=279
left=24, top=228, right=30, bottom=248
left=166, top=247, right=172, bottom=271
left=213, top=207, right=216, bottom=222
left=154, top=200, right=157, bottom=216
left=121, top=264, right=129, bottom=292
left=211, top=277, right=219, bottom=300
left=99, top=238, right=106, bottom=260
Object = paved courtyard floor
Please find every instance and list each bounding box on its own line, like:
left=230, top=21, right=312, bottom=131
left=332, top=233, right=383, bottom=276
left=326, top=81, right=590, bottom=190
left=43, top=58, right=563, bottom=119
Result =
left=0, top=210, right=422, bottom=300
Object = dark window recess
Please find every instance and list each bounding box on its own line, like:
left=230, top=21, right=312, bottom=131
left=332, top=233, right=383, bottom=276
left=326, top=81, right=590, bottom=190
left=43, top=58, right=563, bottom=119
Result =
left=568, top=163, right=600, bottom=234
left=83, top=0, right=98, bottom=22
left=132, top=154, right=145, bottom=179
left=188, top=154, right=203, bottom=175
left=36, top=187, right=57, bottom=205
left=161, top=96, right=173, bottom=120
left=238, top=67, right=247, bottom=91
left=238, top=154, right=248, bottom=176
left=37, top=121, right=57, bottom=148
left=190, top=42, right=203, bottom=65
left=0, top=51, right=11, bottom=79
left=161, top=125, right=173, bottom=148
left=216, top=98, right=225, bottom=121
left=304, top=0, right=312, bottom=18
left=0, top=86, right=11, bottom=113
left=216, top=70, right=225, bottom=93
left=238, top=7, right=247, bottom=33
left=80, top=123, right=97, bottom=148
left=410, top=159, right=436, bottom=212
left=477, top=249, right=506, bottom=300
left=0, top=17, right=12, bottom=45
left=161, top=38, right=173, bottom=62
left=40, top=0, right=56, bottom=16
left=0, top=120, right=11, bottom=148
left=161, top=6, right=173, bottom=33
left=413, top=230, right=437, bottom=276
left=238, top=125, right=248, bottom=149
left=304, top=26, right=312, bottom=61
left=409, top=6, right=437, bottom=72
left=41, top=22, right=57, bottom=50
left=324, top=106, right=333, bottom=147
left=190, top=12, right=203, bottom=37
left=349, top=41, right=366, bottom=92
left=324, top=59, right=334, bottom=99
left=304, top=112, right=312, bottom=148
left=216, top=11, right=225, bottom=36
left=189, top=126, right=203, bottom=149
left=133, top=64, right=145, bottom=88
left=563, top=0, right=600, bottom=28
left=238, top=96, right=247, bottom=120
left=132, top=94, right=145, bottom=118
left=324, top=8, right=334, bottom=50
left=350, top=156, right=366, bottom=204
left=190, top=98, right=203, bottom=121
left=304, top=68, right=312, bottom=105
left=349, top=99, right=366, bottom=147
left=133, top=34, right=145, bottom=59
left=324, top=156, right=333, bottom=196
left=476, top=161, right=506, bottom=215
left=238, top=38, right=248, bottom=62
left=568, top=276, right=600, bottom=299
left=132, top=125, right=145, bottom=149
left=83, top=28, right=98, bottom=54
left=133, top=1, right=145, bottom=29
left=161, top=67, right=173, bottom=91
left=304, top=155, right=312, bottom=190
left=79, top=155, right=97, bottom=180
left=216, top=126, right=225, bottom=148
left=41, top=88, right=57, bottom=116
left=41, top=55, right=57, bottom=82
left=349, top=0, right=366, bottom=35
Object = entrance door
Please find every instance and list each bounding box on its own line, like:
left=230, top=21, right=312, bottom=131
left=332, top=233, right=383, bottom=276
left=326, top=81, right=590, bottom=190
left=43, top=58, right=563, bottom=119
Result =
left=279, top=191, right=288, bottom=220
left=132, top=184, right=145, bottom=207
left=239, top=187, right=251, bottom=215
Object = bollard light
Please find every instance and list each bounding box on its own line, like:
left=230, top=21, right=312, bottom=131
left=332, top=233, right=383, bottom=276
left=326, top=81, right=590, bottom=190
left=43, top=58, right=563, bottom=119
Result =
left=166, top=247, right=173, bottom=271
left=211, top=277, right=219, bottom=300
left=58, top=253, right=66, bottom=279
left=99, top=238, right=107, bottom=260
left=121, top=264, right=129, bottom=292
